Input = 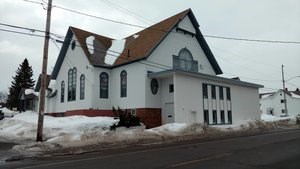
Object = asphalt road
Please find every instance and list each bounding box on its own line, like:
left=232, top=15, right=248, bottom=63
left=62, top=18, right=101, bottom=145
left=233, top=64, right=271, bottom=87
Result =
left=1, top=129, right=300, bottom=169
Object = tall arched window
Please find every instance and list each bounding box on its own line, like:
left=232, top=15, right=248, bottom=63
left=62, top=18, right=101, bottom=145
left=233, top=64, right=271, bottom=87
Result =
left=100, top=72, right=109, bottom=98
left=80, top=74, right=85, bottom=100
left=68, top=67, right=77, bottom=101
left=120, top=70, right=127, bottom=97
left=61, top=81, right=65, bottom=103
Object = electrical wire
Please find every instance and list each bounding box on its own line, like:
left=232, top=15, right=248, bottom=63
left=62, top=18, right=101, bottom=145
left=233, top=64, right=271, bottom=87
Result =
left=19, top=0, right=300, bottom=45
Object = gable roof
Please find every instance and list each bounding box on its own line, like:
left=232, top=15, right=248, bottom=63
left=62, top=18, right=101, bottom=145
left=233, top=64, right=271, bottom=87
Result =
left=113, top=9, right=223, bottom=74
left=260, top=89, right=300, bottom=99
left=51, top=9, right=223, bottom=80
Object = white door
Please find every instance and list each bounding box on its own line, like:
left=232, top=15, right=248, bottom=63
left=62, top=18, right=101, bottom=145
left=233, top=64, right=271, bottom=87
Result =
left=165, top=102, right=174, bottom=123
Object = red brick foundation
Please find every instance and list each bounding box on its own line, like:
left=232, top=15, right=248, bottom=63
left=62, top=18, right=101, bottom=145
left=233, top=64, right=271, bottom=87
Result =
left=46, top=108, right=162, bottom=128
left=136, top=108, right=161, bottom=128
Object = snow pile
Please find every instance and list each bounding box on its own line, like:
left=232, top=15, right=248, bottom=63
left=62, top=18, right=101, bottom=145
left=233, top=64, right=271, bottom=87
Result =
left=0, top=107, right=19, bottom=117
left=261, top=113, right=296, bottom=122
left=24, top=89, right=39, bottom=96
left=0, top=111, right=119, bottom=143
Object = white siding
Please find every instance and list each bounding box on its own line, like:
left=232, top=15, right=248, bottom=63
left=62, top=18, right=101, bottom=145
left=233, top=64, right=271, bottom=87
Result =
left=173, top=73, right=261, bottom=125
left=260, top=91, right=300, bottom=117
left=49, top=36, right=94, bottom=113
left=147, top=18, right=216, bottom=75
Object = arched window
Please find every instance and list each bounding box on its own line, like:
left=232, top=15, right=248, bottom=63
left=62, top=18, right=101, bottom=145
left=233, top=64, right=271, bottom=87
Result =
left=178, top=48, right=193, bottom=70
left=68, top=67, right=77, bottom=101
left=80, top=74, right=85, bottom=100
left=61, top=81, right=65, bottom=103
left=100, top=72, right=109, bottom=98
left=120, top=70, right=127, bottom=97
left=173, top=48, right=198, bottom=72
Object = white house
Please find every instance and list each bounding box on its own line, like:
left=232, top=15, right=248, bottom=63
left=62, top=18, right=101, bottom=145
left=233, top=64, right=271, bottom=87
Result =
left=35, top=9, right=263, bottom=128
left=260, top=89, right=300, bottom=117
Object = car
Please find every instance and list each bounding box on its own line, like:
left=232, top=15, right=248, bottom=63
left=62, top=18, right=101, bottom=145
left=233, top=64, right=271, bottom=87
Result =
left=0, top=110, right=4, bottom=120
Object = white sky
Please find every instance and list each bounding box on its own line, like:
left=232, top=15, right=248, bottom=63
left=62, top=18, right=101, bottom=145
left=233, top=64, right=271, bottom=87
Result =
left=0, top=0, right=299, bottom=93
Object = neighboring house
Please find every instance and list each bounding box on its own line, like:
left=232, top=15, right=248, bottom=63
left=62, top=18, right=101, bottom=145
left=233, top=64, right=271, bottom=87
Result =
left=260, top=88, right=300, bottom=117
left=19, top=88, right=38, bottom=112
left=35, top=9, right=262, bottom=128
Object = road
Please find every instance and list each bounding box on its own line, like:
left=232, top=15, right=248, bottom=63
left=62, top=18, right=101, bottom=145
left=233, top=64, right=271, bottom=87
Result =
left=1, top=129, right=300, bottom=169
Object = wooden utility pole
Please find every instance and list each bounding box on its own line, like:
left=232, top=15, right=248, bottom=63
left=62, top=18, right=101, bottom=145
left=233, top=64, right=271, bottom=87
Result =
left=37, top=0, right=52, bottom=142
left=281, top=64, right=288, bottom=116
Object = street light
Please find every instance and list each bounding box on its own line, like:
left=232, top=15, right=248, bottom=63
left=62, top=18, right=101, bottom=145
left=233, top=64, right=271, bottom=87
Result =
left=281, top=65, right=300, bottom=116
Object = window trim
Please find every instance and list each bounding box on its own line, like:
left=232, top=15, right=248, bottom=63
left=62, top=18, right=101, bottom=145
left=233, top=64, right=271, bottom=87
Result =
left=80, top=74, right=85, bottom=100
left=120, top=70, right=127, bottom=98
left=68, top=67, right=77, bottom=101
left=100, top=72, right=109, bottom=99
left=61, top=81, right=65, bottom=103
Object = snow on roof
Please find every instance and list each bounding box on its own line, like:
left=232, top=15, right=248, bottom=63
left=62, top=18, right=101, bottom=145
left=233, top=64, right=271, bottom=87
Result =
left=261, top=93, right=273, bottom=99
left=25, top=89, right=39, bottom=96
left=291, top=92, right=300, bottom=99
left=133, top=34, right=139, bottom=39
left=86, top=36, right=95, bottom=54
left=104, top=39, right=126, bottom=65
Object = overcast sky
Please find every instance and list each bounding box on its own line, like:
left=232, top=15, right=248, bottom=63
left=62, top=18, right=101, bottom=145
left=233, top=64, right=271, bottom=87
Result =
left=0, top=0, right=299, bottom=93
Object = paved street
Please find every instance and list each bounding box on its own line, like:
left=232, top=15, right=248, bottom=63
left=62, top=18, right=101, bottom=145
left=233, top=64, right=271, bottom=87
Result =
left=1, top=129, right=300, bottom=169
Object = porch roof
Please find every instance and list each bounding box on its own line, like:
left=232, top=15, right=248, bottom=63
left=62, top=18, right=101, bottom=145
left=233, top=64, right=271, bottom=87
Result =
left=148, top=69, right=263, bottom=89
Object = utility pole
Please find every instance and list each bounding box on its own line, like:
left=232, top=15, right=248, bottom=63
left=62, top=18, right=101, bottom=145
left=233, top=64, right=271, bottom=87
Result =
left=281, top=64, right=288, bottom=116
left=37, top=0, right=52, bottom=142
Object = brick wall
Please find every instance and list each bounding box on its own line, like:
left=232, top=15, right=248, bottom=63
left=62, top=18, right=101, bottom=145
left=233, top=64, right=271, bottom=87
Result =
left=46, top=108, right=162, bottom=128
left=136, top=108, right=161, bottom=128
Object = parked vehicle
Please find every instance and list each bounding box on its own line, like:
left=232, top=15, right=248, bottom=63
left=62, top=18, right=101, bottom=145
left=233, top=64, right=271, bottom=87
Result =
left=0, top=110, right=4, bottom=120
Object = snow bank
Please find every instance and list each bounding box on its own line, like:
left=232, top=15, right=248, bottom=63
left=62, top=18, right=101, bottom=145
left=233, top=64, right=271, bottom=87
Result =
left=0, top=107, right=19, bottom=117
left=0, top=111, right=119, bottom=143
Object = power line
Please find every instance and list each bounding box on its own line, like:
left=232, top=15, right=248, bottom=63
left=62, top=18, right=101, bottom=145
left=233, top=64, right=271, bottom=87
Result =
left=0, top=22, right=287, bottom=84
left=19, top=0, right=300, bottom=45
left=0, top=28, right=45, bottom=38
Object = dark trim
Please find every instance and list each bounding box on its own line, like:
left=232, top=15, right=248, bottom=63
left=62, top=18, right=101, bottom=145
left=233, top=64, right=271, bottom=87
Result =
left=176, top=27, right=195, bottom=37
left=148, top=69, right=264, bottom=89
left=51, top=28, right=74, bottom=79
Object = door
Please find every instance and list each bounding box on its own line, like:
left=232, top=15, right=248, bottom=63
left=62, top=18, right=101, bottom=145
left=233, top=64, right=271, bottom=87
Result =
left=165, top=102, right=174, bottom=123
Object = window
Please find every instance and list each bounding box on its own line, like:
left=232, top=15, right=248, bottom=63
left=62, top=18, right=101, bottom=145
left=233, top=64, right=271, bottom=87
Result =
left=169, top=84, right=174, bottom=93
left=211, top=85, right=216, bottom=99
left=68, top=67, right=77, bottom=101
left=280, top=99, right=285, bottom=103
left=228, top=111, right=232, bottom=124
left=282, top=109, right=286, bottom=114
left=80, top=74, right=85, bottom=100
left=100, top=72, right=109, bottom=98
left=131, top=109, right=136, bottom=116
left=71, top=40, right=76, bottom=50
left=219, top=86, right=224, bottom=100
left=204, top=110, right=209, bottom=124
left=203, top=84, right=208, bottom=98
left=120, top=70, right=127, bottom=97
left=173, top=48, right=198, bottom=72
left=150, top=79, right=159, bottom=95
left=220, top=110, right=225, bottom=124
left=226, top=87, right=231, bottom=100
left=213, top=110, right=217, bottom=124
left=61, top=81, right=65, bottom=103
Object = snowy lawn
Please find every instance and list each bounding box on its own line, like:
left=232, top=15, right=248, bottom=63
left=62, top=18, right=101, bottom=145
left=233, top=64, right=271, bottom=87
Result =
left=0, top=111, right=119, bottom=143
left=0, top=110, right=299, bottom=157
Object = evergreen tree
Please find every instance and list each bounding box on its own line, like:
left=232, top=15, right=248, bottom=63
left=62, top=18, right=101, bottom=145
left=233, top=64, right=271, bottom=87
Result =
left=6, top=58, right=35, bottom=109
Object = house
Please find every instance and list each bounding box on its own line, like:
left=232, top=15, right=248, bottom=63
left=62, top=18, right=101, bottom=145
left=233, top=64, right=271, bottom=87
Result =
left=19, top=88, right=38, bottom=112
left=260, top=88, right=300, bottom=117
left=35, top=9, right=263, bottom=128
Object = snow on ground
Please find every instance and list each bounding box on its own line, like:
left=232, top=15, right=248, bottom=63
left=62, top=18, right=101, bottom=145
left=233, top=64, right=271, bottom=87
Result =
left=0, top=111, right=119, bottom=143
left=0, top=107, right=19, bottom=117
left=261, top=113, right=296, bottom=122
left=0, top=109, right=299, bottom=157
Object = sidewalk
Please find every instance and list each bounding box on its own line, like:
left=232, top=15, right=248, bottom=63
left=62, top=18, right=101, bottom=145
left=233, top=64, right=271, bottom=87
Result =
left=0, top=142, right=21, bottom=162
